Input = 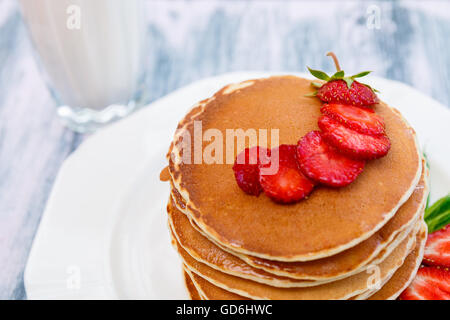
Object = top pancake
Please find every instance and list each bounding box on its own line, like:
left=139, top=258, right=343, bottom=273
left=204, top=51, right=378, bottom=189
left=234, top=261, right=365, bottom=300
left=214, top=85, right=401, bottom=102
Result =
left=168, top=75, right=422, bottom=262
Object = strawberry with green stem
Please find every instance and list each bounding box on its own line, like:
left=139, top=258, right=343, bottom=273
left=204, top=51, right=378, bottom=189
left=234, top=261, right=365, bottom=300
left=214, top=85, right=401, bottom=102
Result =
left=308, top=52, right=379, bottom=107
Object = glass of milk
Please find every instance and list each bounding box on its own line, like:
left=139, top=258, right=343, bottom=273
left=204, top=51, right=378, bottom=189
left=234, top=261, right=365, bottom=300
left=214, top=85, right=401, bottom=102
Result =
left=19, top=0, right=146, bottom=132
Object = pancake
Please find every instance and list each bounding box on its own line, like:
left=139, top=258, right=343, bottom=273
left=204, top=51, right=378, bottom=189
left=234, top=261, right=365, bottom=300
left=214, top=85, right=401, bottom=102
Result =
left=169, top=164, right=428, bottom=281
left=167, top=76, right=422, bottom=261
left=173, top=211, right=418, bottom=289
left=169, top=203, right=318, bottom=287
left=366, top=224, right=427, bottom=300
left=175, top=222, right=420, bottom=300
left=183, top=270, right=202, bottom=300
left=185, top=268, right=248, bottom=300
left=169, top=196, right=422, bottom=287
left=352, top=212, right=426, bottom=300
left=349, top=220, right=425, bottom=300
left=187, top=224, right=426, bottom=301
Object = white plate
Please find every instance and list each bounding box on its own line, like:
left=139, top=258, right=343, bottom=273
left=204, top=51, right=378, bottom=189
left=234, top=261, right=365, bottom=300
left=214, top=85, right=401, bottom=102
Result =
left=24, top=72, right=450, bottom=299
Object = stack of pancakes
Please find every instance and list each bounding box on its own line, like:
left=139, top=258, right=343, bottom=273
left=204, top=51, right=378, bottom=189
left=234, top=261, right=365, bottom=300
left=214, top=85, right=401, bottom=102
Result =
left=162, top=76, right=428, bottom=300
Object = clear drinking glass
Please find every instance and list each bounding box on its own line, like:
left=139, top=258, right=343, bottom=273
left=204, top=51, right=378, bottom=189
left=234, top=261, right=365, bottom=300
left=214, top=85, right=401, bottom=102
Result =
left=19, top=0, right=146, bottom=132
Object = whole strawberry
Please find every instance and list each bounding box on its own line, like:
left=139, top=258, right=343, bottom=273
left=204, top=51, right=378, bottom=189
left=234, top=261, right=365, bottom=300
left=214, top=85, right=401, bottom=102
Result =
left=307, top=52, right=379, bottom=107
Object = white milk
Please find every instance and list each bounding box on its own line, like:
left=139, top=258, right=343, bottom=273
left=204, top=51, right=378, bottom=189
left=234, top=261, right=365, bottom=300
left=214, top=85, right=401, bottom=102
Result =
left=19, top=0, right=144, bottom=110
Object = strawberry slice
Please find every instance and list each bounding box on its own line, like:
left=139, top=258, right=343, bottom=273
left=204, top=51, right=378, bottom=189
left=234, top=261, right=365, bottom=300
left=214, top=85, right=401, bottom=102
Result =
left=274, top=144, right=304, bottom=169
left=259, top=144, right=315, bottom=203
left=321, top=103, right=385, bottom=135
left=318, top=115, right=390, bottom=160
left=233, top=146, right=270, bottom=196
left=400, top=267, right=450, bottom=300
left=296, top=131, right=365, bottom=187
left=423, top=225, right=450, bottom=268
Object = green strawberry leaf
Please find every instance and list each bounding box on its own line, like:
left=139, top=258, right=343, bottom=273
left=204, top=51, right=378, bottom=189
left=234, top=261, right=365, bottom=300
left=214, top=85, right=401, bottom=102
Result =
left=362, top=83, right=380, bottom=93
left=351, top=71, right=372, bottom=78
left=307, top=67, right=330, bottom=81
left=424, top=194, right=450, bottom=233
left=311, top=81, right=323, bottom=88
left=343, top=77, right=354, bottom=88
left=370, top=86, right=380, bottom=93
left=330, top=70, right=345, bottom=80
left=304, top=91, right=318, bottom=97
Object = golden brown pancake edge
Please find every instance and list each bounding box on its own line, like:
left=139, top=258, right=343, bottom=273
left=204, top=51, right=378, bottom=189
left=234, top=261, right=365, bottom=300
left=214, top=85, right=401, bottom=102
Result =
left=365, top=223, right=427, bottom=300
left=168, top=163, right=428, bottom=281
left=183, top=270, right=202, bottom=300
left=174, top=221, right=420, bottom=300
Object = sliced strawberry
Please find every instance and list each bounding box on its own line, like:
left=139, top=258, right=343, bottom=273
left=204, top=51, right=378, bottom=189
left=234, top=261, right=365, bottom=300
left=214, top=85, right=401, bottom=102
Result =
left=316, top=80, right=379, bottom=107
left=321, top=103, right=385, bottom=135
left=400, top=267, right=450, bottom=300
left=273, top=144, right=302, bottom=169
left=233, top=146, right=270, bottom=196
left=318, top=115, right=390, bottom=160
left=423, top=225, right=450, bottom=268
left=296, top=131, right=365, bottom=187
left=259, top=144, right=315, bottom=203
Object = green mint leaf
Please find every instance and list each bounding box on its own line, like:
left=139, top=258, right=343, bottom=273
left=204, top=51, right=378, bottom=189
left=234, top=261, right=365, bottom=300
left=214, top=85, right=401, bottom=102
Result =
left=307, top=67, right=330, bottom=81
left=425, top=194, right=450, bottom=220
left=351, top=71, right=372, bottom=78
left=424, top=194, right=450, bottom=233
left=427, top=210, right=450, bottom=234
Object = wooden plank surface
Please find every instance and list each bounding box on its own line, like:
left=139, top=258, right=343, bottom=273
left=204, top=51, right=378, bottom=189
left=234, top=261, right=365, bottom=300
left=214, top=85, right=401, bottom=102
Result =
left=0, top=0, right=449, bottom=299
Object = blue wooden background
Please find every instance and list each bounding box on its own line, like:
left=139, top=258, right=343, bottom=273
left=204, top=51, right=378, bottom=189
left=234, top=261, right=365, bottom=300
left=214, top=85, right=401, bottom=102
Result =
left=0, top=0, right=449, bottom=299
